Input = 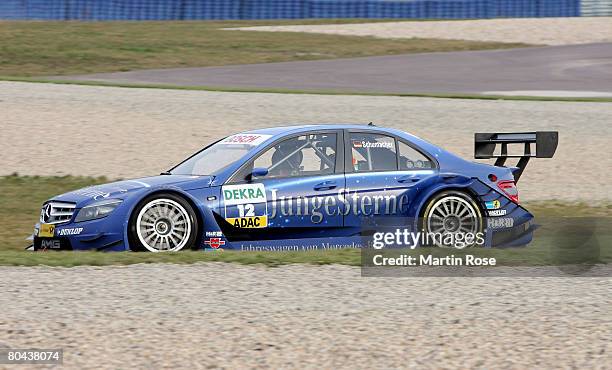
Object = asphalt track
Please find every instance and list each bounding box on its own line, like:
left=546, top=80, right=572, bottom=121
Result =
left=62, top=43, right=612, bottom=97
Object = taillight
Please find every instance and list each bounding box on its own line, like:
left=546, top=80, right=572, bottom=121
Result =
left=498, top=180, right=519, bottom=203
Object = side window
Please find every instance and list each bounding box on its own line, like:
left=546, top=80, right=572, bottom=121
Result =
left=350, top=133, right=397, bottom=172
left=251, top=133, right=337, bottom=179
left=398, top=141, right=433, bottom=170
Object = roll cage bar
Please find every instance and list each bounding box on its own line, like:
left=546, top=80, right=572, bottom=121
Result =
left=267, top=135, right=335, bottom=174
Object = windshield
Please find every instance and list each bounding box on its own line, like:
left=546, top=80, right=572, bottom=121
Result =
left=170, top=134, right=272, bottom=176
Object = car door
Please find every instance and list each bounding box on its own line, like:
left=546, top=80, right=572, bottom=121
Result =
left=221, top=130, right=346, bottom=239
left=343, top=130, right=437, bottom=229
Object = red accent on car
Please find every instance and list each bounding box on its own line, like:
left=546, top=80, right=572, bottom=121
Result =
left=204, top=238, right=226, bottom=249
left=498, top=180, right=519, bottom=204
left=488, top=174, right=498, bottom=182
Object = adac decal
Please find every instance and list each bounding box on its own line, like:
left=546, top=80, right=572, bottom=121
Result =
left=204, top=237, right=226, bottom=249
left=222, top=183, right=268, bottom=228
left=225, top=216, right=268, bottom=229
left=485, top=200, right=501, bottom=210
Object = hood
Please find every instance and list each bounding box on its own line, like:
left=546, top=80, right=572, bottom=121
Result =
left=51, top=175, right=213, bottom=207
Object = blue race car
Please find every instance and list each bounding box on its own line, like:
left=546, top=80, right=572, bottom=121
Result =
left=30, top=124, right=558, bottom=252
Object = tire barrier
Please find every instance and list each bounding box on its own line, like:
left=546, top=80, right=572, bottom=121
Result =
left=0, top=0, right=588, bottom=21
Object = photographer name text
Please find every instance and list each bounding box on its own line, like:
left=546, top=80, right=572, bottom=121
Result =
left=372, top=254, right=496, bottom=267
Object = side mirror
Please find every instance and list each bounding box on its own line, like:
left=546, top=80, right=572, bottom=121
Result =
left=249, top=167, right=268, bottom=181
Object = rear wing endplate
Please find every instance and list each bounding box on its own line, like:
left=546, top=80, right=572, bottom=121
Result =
left=475, top=131, right=558, bottom=182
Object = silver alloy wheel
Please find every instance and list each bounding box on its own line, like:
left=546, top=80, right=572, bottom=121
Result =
left=426, top=195, right=479, bottom=249
left=136, top=198, right=192, bottom=252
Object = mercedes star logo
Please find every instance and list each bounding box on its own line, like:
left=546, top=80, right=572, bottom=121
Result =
left=41, top=203, right=52, bottom=223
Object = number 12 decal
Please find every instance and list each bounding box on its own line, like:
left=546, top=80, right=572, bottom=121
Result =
left=237, top=204, right=255, bottom=217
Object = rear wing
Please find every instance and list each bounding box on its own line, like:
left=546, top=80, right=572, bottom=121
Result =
left=475, top=131, right=558, bottom=182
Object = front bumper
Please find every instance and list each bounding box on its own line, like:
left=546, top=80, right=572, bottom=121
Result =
left=31, top=217, right=128, bottom=252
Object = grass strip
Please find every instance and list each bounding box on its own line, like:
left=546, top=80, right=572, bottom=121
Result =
left=4, top=77, right=612, bottom=103
left=0, top=20, right=526, bottom=77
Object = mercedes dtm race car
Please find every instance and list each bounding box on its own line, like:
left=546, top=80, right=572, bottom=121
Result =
left=29, top=124, right=558, bottom=252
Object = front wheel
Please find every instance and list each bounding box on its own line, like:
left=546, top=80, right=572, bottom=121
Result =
left=128, top=193, right=199, bottom=252
left=421, top=190, right=483, bottom=249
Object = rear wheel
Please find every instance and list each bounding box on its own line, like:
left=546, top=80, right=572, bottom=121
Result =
left=421, top=190, right=483, bottom=249
left=128, top=193, right=198, bottom=252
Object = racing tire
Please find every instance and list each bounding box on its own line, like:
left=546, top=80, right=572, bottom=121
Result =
left=421, top=190, right=483, bottom=249
left=128, top=193, right=199, bottom=252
